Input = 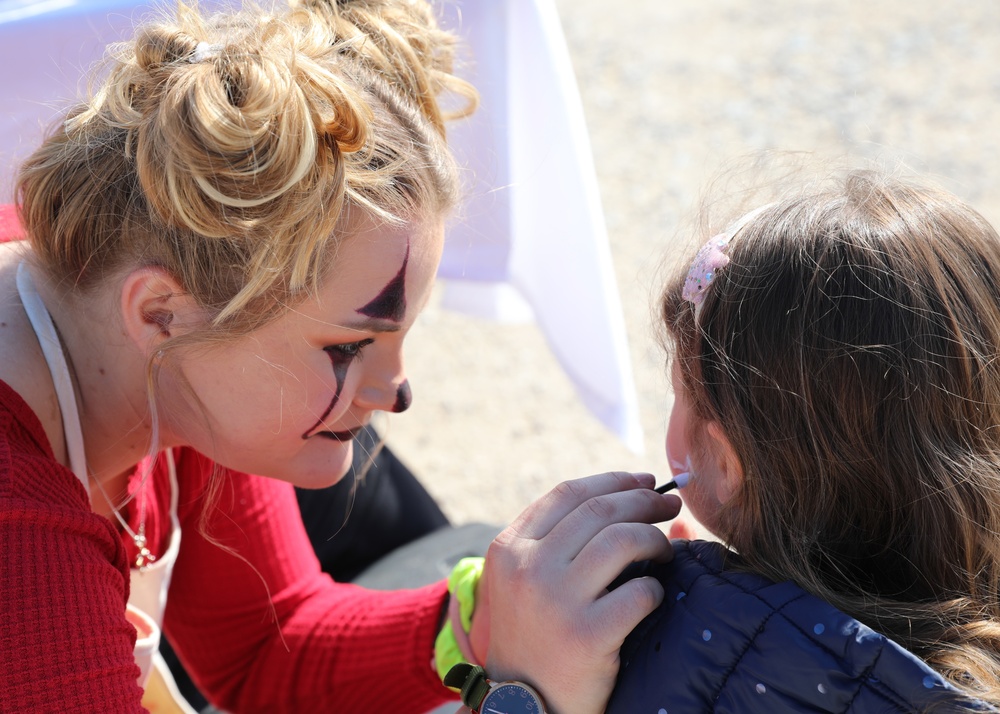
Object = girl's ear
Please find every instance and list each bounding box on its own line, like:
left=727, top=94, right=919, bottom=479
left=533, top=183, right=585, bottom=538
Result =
left=120, top=267, right=203, bottom=358
left=705, top=420, right=744, bottom=503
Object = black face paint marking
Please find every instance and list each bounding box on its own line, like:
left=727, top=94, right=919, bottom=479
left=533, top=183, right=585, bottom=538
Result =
left=302, top=348, right=353, bottom=439
left=316, top=426, right=365, bottom=442
left=392, top=380, right=412, bottom=413
left=357, top=243, right=409, bottom=322
left=305, top=243, right=411, bottom=439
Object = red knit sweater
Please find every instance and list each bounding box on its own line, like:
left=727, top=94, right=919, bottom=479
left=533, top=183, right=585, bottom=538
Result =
left=0, top=242, right=453, bottom=713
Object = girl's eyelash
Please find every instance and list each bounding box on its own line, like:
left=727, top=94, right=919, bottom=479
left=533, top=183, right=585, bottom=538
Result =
left=325, top=338, right=375, bottom=358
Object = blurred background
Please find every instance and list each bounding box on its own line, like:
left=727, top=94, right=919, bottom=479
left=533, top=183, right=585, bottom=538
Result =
left=392, top=0, right=1000, bottom=527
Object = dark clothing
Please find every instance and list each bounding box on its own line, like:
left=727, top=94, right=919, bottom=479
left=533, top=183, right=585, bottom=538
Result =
left=607, top=540, right=994, bottom=714
left=295, top=428, right=449, bottom=583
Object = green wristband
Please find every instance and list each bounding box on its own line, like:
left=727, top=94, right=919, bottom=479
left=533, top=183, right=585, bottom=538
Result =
left=435, top=620, right=463, bottom=682
left=449, top=557, right=484, bottom=633
left=435, top=556, right=485, bottom=681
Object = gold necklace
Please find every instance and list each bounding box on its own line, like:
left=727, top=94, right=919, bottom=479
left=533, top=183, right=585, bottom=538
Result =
left=91, top=472, right=155, bottom=570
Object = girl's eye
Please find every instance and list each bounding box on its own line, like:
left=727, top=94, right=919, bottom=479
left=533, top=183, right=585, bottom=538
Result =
left=325, top=338, right=374, bottom=359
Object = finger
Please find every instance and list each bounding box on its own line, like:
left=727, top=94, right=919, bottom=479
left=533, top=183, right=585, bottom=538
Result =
left=506, top=471, right=656, bottom=540
left=587, top=576, right=666, bottom=652
left=568, top=522, right=672, bottom=597
left=541, top=489, right=681, bottom=559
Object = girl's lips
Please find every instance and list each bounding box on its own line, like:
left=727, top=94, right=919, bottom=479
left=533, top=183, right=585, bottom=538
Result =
left=316, top=426, right=366, bottom=442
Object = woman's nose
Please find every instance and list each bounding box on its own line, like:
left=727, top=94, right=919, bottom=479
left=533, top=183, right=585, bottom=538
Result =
left=392, top=379, right=412, bottom=413
left=355, top=375, right=412, bottom=413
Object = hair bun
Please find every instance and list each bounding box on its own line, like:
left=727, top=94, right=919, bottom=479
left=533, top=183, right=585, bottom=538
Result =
left=134, top=27, right=201, bottom=71
left=20, top=0, right=474, bottom=330
left=127, top=17, right=373, bottom=238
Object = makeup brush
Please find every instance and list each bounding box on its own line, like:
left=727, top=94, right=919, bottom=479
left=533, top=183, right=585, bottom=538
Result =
left=654, top=471, right=689, bottom=494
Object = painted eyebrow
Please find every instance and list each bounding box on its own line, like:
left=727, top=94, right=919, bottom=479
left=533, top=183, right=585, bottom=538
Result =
left=357, top=242, right=409, bottom=322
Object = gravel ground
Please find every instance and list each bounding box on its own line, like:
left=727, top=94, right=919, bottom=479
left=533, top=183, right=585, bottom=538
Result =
left=388, top=1, right=1000, bottom=532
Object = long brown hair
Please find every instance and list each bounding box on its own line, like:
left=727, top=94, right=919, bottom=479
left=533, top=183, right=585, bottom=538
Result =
left=662, top=170, right=1000, bottom=702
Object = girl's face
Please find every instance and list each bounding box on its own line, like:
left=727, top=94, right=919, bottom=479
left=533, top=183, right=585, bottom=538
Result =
left=161, top=214, right=443, bottom=488
left=666, top=362, right=730, bottom=535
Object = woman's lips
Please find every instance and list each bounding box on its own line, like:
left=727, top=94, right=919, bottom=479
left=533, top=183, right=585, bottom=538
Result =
left=316, top=425, right=366, bottom=442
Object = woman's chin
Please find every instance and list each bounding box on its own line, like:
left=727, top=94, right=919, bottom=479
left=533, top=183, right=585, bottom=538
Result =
left=291, top=442, right=355, bottom=490
left=209, top=437, right=356, bottom=489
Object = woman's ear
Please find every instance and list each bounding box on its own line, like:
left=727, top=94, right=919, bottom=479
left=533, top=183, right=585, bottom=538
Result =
left=705, top=420, right=743, bottom=503
left=120, top=267, right=202, bottom=358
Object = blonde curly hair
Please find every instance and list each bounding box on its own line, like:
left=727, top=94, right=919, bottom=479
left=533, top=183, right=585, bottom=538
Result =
left=18, top=0, right=476, bottom=334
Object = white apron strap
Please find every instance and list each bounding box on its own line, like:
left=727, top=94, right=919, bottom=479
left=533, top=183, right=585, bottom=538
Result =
left=15, top=262, right=89, bottom=494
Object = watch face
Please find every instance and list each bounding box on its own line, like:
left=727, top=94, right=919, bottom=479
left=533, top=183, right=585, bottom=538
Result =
left=479, top=683, right=544, bottom=714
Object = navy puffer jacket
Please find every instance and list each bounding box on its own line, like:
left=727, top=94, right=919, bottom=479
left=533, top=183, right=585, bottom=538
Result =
left=606, top=540, right=994, bottom=713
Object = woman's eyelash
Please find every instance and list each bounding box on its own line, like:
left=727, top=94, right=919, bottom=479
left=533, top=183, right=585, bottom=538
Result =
left=325, top=338, right=375, bottom=359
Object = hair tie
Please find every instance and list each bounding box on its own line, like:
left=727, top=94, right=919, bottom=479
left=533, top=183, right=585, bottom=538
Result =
left=434, top=557, right=484, bottom=680
left=190, top=42, right=222, bottom=64
left=682, top=203, right=775, bottom=316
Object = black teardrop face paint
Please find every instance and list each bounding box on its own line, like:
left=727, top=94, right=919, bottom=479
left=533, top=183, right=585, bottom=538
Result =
left=357, top=243, right=409, bottom=321
left=304, top=242, right=412, bottom=440
left=302, top=347, right=353, bottom=440
left=392, top=379, right=412, bottom=413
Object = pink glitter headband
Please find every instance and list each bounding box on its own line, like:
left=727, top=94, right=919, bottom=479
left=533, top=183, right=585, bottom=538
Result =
left=682, top=233, right=731, bottom=307
left=682, top=203, right=774, bottom=313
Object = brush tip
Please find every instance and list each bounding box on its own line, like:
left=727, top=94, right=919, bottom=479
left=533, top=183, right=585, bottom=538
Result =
left=654, top=472, right=690, bottom=494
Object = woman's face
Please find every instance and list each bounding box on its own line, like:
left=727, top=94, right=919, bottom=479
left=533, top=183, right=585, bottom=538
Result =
left=162, top=214, right=443, bottom=488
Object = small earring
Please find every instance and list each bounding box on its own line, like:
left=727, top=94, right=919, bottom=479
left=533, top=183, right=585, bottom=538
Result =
left=155, top=349, right=165, bottom=361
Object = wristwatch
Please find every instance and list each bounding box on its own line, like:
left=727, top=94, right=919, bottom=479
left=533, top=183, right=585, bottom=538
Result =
left=444, top=663, right=547, bottom=714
